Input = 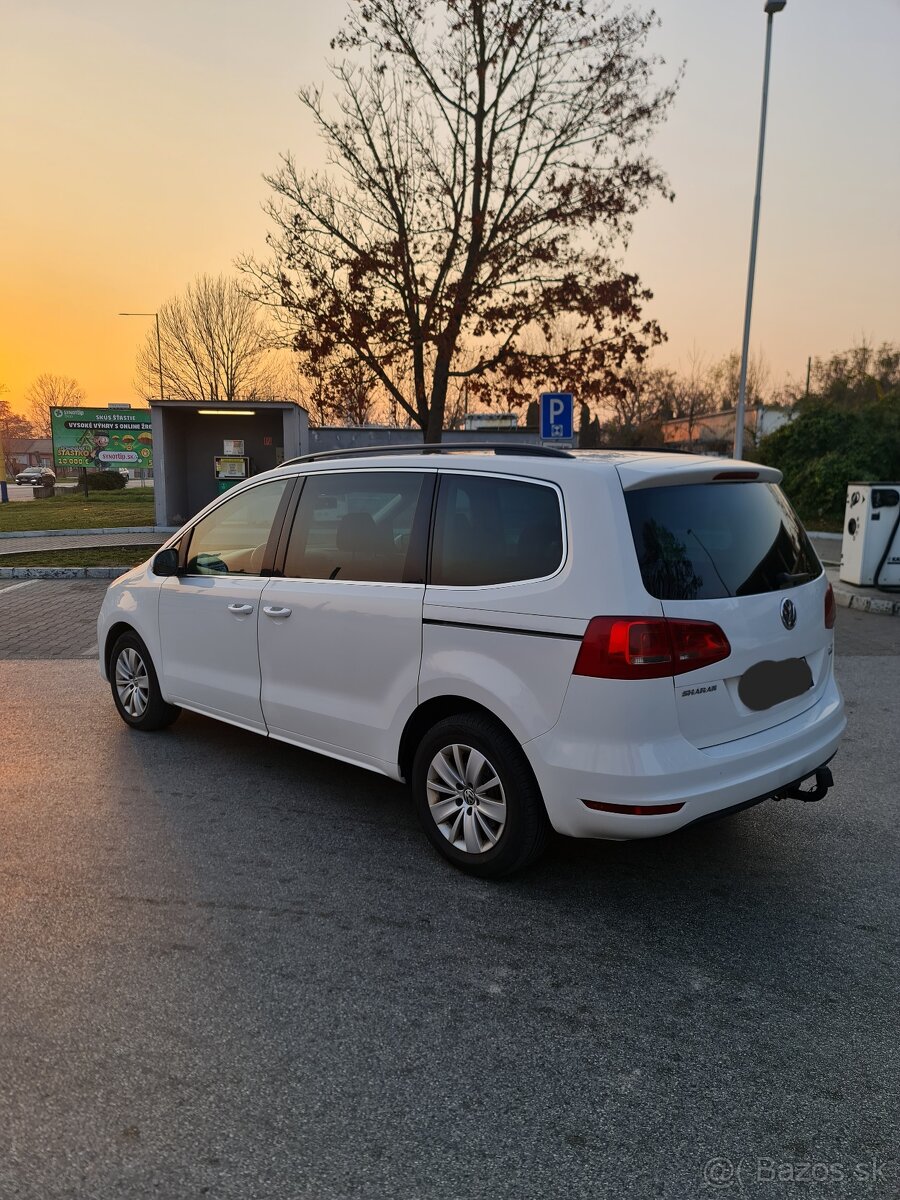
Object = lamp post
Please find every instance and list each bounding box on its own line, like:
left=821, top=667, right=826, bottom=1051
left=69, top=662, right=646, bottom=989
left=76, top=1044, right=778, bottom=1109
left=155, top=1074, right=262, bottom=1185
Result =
left=0, top=423, right=7, bottom=502
left=734, top=0, right=787, bottom=460
left=119, top=311, right=165, bottom=402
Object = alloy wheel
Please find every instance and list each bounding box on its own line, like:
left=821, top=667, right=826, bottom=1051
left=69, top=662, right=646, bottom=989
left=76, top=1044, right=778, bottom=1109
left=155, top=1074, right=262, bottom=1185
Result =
left=425, top=742, right=507, bottom=854
left=115, top=647, right=150, bottom=719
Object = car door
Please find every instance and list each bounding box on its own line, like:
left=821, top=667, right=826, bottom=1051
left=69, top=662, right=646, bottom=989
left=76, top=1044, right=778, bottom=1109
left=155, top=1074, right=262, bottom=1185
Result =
left=158, top=477, right=293, bottom=731
left=258, top=469, right=434, bottom=773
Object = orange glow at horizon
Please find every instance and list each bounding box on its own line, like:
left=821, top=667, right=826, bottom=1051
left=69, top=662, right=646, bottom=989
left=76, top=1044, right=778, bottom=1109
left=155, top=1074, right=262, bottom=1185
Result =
left=2, top=0, right=898, bottom=418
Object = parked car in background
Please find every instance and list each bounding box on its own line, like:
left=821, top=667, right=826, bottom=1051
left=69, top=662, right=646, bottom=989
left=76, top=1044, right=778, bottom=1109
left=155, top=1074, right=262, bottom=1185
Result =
left=97, top=444, right=845, bottom=877
left=15, top=466, right=56, bottom=487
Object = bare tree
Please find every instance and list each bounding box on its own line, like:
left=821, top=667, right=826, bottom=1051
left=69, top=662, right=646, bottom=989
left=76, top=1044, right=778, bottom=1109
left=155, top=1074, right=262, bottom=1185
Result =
left=245, top=0, right=678, bottom=440
left=1, top=398, right=35, bottom=477
left=608, top=361, right=676, bottom=429
left=135, top=275, right=280, bottom=403
left=303, top=367, right=338, bottom=426
left=706, top=350, right=770, bottom=414
left=286, top=353, right=378, bottom=426
left=331, top=358, right=377, bottom=425
left=667, top=345, right=716, bottom=445
left=24, top=374, right=86, bottom=436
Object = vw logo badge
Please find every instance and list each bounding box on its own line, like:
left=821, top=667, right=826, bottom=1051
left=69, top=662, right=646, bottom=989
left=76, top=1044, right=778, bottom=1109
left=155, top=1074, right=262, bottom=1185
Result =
left=781, top=598, right=797, bottom=630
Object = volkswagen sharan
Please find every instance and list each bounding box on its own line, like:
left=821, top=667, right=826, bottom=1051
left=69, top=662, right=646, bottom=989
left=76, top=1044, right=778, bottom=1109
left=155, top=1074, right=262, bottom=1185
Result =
left=98, top=445, right=845, bottom=876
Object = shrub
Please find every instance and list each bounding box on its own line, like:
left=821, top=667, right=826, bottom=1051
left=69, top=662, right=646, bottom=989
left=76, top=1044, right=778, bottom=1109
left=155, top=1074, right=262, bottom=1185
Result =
left=85, top=470, right=128, bottom=491
left=758, top=401, right=900, bottom=523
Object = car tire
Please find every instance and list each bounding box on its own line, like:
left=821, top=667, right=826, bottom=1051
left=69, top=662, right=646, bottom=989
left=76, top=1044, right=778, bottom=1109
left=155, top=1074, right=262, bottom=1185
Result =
left=411, top=712, right=550, bottom=878
left=109, top=631, right=181, bottom=732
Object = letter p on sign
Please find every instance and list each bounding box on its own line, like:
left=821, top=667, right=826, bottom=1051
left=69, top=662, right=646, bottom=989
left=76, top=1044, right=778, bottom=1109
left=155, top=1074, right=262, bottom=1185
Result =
left=540, top=393, right=574, bottom=441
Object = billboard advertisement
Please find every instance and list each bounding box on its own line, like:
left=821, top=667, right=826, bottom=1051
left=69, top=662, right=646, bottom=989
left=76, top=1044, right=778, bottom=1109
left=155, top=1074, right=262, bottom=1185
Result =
left=50, top=407, right=153, bottom=470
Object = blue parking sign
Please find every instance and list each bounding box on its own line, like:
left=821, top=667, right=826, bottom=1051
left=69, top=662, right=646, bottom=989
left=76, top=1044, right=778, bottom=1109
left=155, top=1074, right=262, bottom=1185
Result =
left=540, top=393, right=574, bottom=441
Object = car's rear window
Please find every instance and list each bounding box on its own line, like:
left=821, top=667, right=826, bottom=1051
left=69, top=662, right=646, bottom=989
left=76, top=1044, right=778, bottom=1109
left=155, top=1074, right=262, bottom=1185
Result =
left=625, top=482, right=821, bottom=600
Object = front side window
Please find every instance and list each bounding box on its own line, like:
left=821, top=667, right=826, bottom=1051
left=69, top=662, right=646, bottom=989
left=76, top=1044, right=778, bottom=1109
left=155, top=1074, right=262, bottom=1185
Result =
left=185, top=479, right=290, bottom=576
left=283, top=471, right=428, bottom=583
left=431, top=474, right=564, bottom=587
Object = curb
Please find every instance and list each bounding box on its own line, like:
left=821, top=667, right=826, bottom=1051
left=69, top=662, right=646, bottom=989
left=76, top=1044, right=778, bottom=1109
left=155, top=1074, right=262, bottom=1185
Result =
left=0, top=526, right=174, bottom=540
left=832, top=585, right=900, bottom=618
left=0, top=566, right=131, bottom=580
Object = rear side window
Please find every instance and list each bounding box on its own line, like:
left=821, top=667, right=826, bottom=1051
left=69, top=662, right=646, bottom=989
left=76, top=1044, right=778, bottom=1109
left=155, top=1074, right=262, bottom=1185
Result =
left=431, top=474, right=564, bottom=587
left=283, top=471, right=428, bottom=583
left=625, top=482, right=821, bottom=600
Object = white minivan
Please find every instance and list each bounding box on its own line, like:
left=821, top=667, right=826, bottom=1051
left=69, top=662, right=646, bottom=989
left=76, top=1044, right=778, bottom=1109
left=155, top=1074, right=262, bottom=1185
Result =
left=98, top=445, right=845, bottom=876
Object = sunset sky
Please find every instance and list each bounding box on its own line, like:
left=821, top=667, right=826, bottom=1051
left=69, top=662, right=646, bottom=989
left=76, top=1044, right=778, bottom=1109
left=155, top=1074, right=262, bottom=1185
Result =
left=2, top=0, right=898, bottom=416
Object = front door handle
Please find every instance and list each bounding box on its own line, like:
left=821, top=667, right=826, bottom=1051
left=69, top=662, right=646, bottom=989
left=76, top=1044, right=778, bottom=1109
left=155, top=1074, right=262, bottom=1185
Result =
left=227, top=603, right=254, bottom=615
left=263, top=605, right=292, bottom=619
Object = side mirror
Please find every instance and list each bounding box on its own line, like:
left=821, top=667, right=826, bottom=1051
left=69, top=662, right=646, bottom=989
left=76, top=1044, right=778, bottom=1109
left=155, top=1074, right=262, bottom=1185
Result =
left=152, top=547, right=181, bottom=577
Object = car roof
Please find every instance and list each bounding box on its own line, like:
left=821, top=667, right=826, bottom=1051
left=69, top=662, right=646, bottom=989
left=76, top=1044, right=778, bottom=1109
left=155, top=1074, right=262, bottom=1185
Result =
left=254, top=444, right=776, bottom=486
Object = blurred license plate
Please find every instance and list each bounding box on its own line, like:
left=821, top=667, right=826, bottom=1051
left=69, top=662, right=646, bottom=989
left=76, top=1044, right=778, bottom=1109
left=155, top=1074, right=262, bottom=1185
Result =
left=738, top=658, right=813, bottom=712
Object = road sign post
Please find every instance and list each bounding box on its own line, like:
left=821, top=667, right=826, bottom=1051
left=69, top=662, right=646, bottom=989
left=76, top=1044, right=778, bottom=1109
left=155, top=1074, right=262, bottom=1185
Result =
left=540, top=393, right=574, bottom=444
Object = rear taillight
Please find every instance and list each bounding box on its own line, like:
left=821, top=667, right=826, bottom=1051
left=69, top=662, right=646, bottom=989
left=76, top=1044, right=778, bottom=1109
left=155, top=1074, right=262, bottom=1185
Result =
left=824, top=582, right=836, bottom=629
left=573, top=616, right=731, bottom=680
left=669, top=618, right=732, bottom=670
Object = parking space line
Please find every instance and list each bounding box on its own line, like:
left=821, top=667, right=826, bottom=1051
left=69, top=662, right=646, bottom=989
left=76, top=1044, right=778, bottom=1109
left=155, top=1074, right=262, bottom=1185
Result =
left=81, top=644, right=99, bottom=657
left=0, top=580, right=38, bottom=596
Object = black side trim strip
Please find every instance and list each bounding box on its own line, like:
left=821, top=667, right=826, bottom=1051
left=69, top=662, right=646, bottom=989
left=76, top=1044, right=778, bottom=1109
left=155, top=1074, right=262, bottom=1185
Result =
left=423, top=617, right=582, bottom=642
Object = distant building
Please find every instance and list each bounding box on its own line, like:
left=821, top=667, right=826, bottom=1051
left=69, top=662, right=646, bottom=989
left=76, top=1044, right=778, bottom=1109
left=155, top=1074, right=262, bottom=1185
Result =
left=661, top=405, right=791, bottom=451
left=463, top=412, right=518, bottom=432
left=7, top=438, right=53, bottom=471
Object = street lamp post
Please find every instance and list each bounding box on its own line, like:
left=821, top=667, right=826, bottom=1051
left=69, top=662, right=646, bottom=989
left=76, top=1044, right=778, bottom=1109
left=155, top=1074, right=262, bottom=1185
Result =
left=734, top=0, right=787, bottom=460
left=119, top=311, right=165, bottom=402
left=0, top=424, right=7, bottom=502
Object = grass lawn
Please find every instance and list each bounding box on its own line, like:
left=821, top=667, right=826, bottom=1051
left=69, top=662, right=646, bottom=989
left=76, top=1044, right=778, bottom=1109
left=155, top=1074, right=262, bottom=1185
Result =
left=0, top=488, right=155, bottom=532
left=0, top=545, right=157, bottom=568
left=799, top=514, right=844, bottom=534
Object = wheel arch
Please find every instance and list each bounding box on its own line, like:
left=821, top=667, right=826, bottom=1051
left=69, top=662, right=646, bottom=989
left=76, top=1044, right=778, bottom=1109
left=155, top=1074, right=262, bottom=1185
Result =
left=103, top=621, right=139, bottom=678
left=398, top=695, right=520, bottom=784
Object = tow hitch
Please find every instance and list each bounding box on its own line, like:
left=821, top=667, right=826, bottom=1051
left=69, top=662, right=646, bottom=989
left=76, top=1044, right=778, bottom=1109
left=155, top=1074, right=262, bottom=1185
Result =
left=772, top=765, right=834, bottom=804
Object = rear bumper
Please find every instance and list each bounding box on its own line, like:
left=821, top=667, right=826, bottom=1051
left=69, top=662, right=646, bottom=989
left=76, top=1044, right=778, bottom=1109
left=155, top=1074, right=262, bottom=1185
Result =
left=523, top=673, right=846, bottom=839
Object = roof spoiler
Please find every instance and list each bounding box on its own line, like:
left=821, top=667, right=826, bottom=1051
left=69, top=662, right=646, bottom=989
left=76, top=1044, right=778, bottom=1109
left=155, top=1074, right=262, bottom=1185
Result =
left=616, top=460, right=782, bottom=490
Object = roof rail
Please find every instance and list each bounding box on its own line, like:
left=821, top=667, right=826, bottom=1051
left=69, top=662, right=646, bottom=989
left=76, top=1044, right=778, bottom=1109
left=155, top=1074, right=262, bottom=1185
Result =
left=577, top=445, right=708, bottom=456
left=280, top=441, right=575, bottom=467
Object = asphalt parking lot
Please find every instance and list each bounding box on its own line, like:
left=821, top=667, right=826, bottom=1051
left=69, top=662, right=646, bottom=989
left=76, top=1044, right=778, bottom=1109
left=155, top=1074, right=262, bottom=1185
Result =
left=1, top=582, right=898, bottom=1199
